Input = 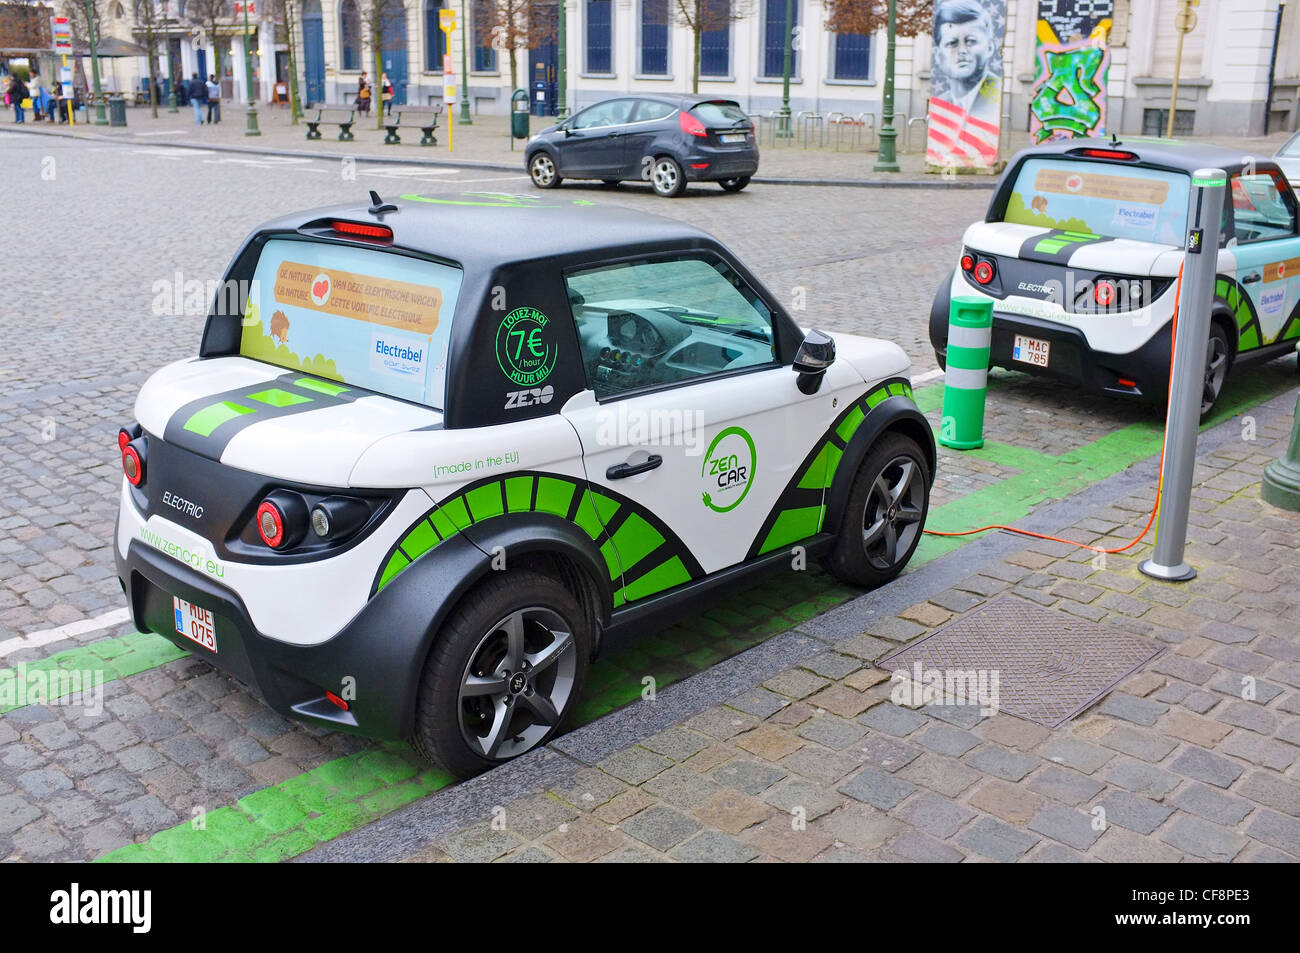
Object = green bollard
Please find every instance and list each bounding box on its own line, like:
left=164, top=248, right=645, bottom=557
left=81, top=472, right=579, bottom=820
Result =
left=1261, top=390, right=1300, bottom=511
left=938, top=296, right=993, bottom=450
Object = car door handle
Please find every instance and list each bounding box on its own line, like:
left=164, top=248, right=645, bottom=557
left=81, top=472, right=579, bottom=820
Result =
left=606, top=455, right=662, bottom=479
left=1242, top=273, right=1262, bottom=284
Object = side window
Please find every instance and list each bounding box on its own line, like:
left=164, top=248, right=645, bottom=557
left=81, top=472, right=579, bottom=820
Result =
left=1231, top=172, right=1298, bottom=244
left=572, top=99, right=635, bottom=129
left=632, top=100, right=674, bottom=122
left=564, top=255, right=777, bottom=400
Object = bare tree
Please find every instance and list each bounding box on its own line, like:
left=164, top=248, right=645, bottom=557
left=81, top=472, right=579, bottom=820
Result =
left=822, top=0, right=931, bottom=39
left=358, top=0, right=405, bottom=126
left=664, top=0, right=750, bottom=95
left=473, top=0, right=555, bottom=94
left=133, top=0, right=161, bottom=115
left=0, top=1, right=54, bottom=54
left=262, top=0, right=301, bottom=118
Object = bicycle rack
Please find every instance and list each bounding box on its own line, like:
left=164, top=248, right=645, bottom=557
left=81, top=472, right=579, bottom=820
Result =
left=906, top=115, right=928, bottom=155
left=795, top=110, right=824, bottom=148
left=858, top=112, right=876, bottom=151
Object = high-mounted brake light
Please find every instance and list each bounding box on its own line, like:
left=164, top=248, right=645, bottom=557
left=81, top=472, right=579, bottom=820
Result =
left=332, top=220, right=393, bottom=240
left=960, top=254, right=975, bottom=272
left=679, top=111, right=708, bottom=137
left=1078, top=148, right=1136, bottom=161
left=122, top=439, right=146, bottom=487
left=256, top=500, right=285, bottom=548
left=973, top=260, right=995, bottom=285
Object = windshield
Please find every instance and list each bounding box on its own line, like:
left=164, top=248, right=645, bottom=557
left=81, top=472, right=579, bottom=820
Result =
left=1278, top=132, right=1300, bottom=158
left=241, top=238, right=462, bottom=409
left=1003, top=158, right=1190, bottom=245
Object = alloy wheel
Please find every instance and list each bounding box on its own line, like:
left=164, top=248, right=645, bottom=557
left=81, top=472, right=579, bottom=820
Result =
left=652, top=159, right=680, bottom=195
left=1202, top=333, right=1228, bottom=417
left=862, top=455, right=926, bottom=571
left=530, top=154, right=556, bottom=187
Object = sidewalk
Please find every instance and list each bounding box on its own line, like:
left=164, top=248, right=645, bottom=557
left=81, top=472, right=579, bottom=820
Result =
left=6, top=105, right=1293, bottom=185
left=303, top=389, right=1300, bottom=863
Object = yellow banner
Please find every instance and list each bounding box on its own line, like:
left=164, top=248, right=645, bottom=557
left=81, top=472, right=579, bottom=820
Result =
left=273, top=260, right=442, bottom=335
left=1264, top=257, right=1300, bottom=283
left=1034, top=167, right=1169, bottom=205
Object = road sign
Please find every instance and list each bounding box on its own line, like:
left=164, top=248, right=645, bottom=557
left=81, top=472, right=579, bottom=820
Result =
left=51, top=16, right=72, bottom=53
left=439, top=8, right=456, bottom=32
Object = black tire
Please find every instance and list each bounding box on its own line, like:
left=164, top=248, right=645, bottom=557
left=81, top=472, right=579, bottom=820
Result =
left=411, top=570, right=590, bottom=778
left=826, top=432, right=931, bottom=588
left=719, top=176, right=750, bottom=192
left=934, top=348, right=947, bottom=371
left=650, top=155, right=688, bottom=197
left=1200, top=322, right=1231, bottom=420
left=528, top=152, right=562, bottom=189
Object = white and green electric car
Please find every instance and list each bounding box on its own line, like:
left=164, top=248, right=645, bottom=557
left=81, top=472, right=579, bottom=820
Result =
left=116, top=193, right=935, bottom=776
left=931, top=139, right=1300, bottom=417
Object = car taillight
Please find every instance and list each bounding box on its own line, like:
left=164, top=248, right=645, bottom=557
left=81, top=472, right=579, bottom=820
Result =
left=332, top=220, right=393, bottom=240
left=122, top=439, right=146, bottom=487
left=960, top=254, right=974, bottom=272
left=309, top=496, right=370, bottom=541
left=255, top=490, right=310, bottom=549
left=1094, top=279, right=1117, bottom=307
left=679, top=111, right=708, bottom=137
left=256, top=500, right=285, bottom=548
left=973, top=260, right=995, bottom=285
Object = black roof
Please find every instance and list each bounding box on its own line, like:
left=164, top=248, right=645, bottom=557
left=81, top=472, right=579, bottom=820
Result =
left=1006, top=136, right=1279, bottom=176
left=252, top=194, right=717, bottom=268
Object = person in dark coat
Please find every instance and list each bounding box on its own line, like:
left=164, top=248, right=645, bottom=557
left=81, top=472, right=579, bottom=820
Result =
left=7, top=74, right=29, bottom=123
left=187, top=72, right=208, bottom=124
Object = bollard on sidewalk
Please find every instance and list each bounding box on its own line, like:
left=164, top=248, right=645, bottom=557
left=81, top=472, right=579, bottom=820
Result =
left=1262, top=389, right=1300, bottom=511
left=938, top=296, right=993, bottom=451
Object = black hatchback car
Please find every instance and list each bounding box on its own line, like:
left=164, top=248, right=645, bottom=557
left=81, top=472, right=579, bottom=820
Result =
left=525, top=95, right=759, bottom=197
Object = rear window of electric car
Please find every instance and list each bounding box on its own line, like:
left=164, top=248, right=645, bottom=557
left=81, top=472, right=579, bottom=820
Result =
left=241, top=238, right=462, bottom=409
left=1003, top=158, right=1190, bottom=245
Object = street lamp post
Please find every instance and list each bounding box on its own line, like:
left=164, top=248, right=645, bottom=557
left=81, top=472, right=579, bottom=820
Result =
left=240, top=1, right=261, bottom=135
left=458, top=0, right=471, bottom=124
left=873, top=0, right=900, bottom=172
left=775, top=0, right=793, bottom=138
left=555, top=0, right=567, bottom=119
left=162, top=0, right=178, bottom=112
left=83, top=0, right=108, bottom=124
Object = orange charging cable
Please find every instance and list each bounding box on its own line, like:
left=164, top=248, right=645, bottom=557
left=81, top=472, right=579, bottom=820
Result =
left=921, top=263, right=1185, bottom=555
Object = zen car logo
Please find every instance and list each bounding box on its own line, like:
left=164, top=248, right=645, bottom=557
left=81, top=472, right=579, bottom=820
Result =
left=310, top=273, right=332, bottom=306
left=504, top=384, right=554, bottom=409
left=701, top=427, right=756, bottom=513
left=496, top=307, right=558, bottom=386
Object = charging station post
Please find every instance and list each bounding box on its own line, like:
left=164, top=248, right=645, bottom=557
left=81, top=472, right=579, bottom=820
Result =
left=1139, top=167, right=1226, bottom=583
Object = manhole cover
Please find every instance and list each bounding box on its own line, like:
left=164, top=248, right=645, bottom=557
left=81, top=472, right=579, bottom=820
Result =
left=876, top=597, right=1164, bottom=728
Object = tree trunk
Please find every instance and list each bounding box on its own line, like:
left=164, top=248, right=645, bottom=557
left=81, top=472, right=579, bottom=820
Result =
left=374, top=37, right=384, bottom=127
left=147, top=25, right=158, bottom=118
left=692, top=23, right=701, bottom=94
left=509, top=46, right=517, bottom=97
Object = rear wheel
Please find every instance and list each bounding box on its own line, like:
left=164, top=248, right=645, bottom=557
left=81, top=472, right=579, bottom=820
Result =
left=529, top=153, right=561, bottom=189
left=719, top=176, right=750, bottom=192
left=651, top=156, right=687, bottom=197
left=411, top=571, right=589, bottom=778
left=1200, top=323, right=1230, bottom=419
left=826, top=433, right=931, bottom=588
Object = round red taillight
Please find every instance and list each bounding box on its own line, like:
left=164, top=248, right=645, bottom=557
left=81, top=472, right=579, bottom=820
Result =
left=960, top=254, right=974, bottom=272
left=973, top=260, right=995, bottom=285
left=256, top=501, right=285, bottom=548
left=1094, top=280, right=1116, bottom=307
left=118, top=428, right=132, bottom=452
left=122, top=445, right=144, bottom=486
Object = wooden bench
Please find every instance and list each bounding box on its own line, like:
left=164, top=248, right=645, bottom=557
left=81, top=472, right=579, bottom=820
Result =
left=381, top=105, right=443, bottom=146
left=306, top=108, right=356, bottom=141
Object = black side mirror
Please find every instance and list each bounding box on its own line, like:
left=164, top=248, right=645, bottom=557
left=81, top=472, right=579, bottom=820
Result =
left=793, top=329, right=835, bottom=394
left=563, top=124, right=576, bottom=137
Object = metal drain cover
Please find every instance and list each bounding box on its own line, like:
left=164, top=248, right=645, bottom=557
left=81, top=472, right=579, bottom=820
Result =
left=875, top=597, right=1164, bottom=728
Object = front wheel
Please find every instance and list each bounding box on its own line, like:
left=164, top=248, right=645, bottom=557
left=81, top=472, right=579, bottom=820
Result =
left=411, top=571, right=590, bottom=778
left=529, top=152, right=562, bottom=189
left=651, top=156, right=687, bottom=197
left=1200, top=323, right=1230, bottom=420
left=826, top=432, right=931, bottom=588
left=719, top=176, right=750, bottom=192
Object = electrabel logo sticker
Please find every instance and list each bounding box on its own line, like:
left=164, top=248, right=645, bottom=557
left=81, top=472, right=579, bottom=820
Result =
left=371, top=332, right=426, bottom=378
left=496, top=307, right=558, bottom=386
left=701, top=426, right=756, bottom=513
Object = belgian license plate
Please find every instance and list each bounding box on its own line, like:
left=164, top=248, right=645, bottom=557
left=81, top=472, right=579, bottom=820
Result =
left=720, top=133, right=747, bottom=143
left=1012, top=334, right=1050, bottom=367
left=172, top=596, right=217, bottom=653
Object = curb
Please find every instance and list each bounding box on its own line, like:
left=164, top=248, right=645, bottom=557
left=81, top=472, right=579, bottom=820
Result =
left=297, top=387, right=1297, bottom=862
left=0, top=124, right=996, bottom=189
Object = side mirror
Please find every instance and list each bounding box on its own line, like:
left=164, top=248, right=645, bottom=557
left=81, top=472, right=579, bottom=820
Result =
left=793, top=329, right=835, bottom=394
left=563, top=124, right=576, bottom=137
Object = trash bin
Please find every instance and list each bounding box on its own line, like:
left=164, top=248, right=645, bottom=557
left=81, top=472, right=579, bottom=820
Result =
left=511, top=89, right=530, bottom=139
left=108, top=96, right=127, bottom=127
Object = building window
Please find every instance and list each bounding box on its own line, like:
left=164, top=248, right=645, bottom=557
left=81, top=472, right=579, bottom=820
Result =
left=425, top=0, right=446, bottom=72
left=832, top=30, right=870, bottom=80
left=340, top=0, right=361, bottom=71
left=640, top=0, right=669, bottom=75
left=762, top=0, right=799, bottom=78
left=472, top=0, right=497, bottom=71
left=1143, top=107, right=1194, bottom=138
left=586, top=0, right=612, bottom=74
left=699, top=0, right=730, bottom=76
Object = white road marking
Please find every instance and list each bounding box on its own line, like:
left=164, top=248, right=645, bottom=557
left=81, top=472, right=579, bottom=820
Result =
left=132, top=130, right=191, bottom=136
left=359, top=166, right=459, bottom=177
left=0, top=607, right=131, bottom=660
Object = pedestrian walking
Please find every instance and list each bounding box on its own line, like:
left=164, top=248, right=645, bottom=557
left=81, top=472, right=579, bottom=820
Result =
left=356, top=72, right=371, bottom=115
left=7, top=74, right=28, bottom=123
left=206, top=74, right=221, bottom=124
left=188, top=72, right=207, bottom=123
left=174, top=74, right=188, bottom=107
left=381, top=73, right=394, bottom=110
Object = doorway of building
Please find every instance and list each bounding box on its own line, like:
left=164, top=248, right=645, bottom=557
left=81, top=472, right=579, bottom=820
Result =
left=301, top=0, right=325, bottom=105
left=380, top=3, right=408, bottom=106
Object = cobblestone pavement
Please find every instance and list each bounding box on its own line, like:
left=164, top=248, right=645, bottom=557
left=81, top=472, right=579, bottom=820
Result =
left=1, top=131, right=1297, bottom=861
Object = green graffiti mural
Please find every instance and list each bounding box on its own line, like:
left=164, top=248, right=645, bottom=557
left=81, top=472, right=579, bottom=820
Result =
left=1030, top=1, right=1112, bottom=143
